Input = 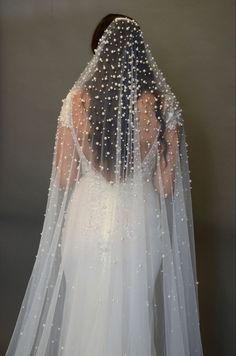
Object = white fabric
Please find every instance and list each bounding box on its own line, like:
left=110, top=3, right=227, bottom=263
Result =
left=5, top=17, right=203, bottom=356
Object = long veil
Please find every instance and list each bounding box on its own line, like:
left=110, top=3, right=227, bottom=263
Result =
left=5, top=17, right=203, bottom=356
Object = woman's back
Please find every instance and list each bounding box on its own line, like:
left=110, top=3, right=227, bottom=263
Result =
left=68, top=88, right=160, bottom=182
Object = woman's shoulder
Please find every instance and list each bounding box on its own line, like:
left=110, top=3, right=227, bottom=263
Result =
left=71, top=87, right=91, bottom=109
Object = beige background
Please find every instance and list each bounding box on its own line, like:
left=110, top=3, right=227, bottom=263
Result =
left=0, top=0, right=235, bottom=355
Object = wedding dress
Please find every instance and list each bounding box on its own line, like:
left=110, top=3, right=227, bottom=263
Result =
left=5, top=17, right=203, bottom=356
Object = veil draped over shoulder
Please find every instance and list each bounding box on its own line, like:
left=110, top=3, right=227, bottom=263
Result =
left=6, top=17, right=203, bottom=356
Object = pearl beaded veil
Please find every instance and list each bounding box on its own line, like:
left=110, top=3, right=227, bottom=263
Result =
left=6, top=17, right=203, bottom=356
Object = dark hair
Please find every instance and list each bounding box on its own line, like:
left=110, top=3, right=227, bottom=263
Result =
left=85, top=16, right=168, bottom=182
left=91, top=14, right=135, bottom=54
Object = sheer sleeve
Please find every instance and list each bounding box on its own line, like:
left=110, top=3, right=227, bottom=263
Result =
left=162, top=93, right=184, bottom=130
left=55, top=89, right=84, bottom=187
left=58, top=93, right=72, bottom=128
left=149, top=91, right=182, bottom=197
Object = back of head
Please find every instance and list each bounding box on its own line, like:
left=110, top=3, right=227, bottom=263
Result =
left=91, top=14, right=136, bottom=54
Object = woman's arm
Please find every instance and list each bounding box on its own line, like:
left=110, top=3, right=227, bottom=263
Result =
left=152, top=127, right=179, bottom=197
left=55, top=89, right=91, bottom=188
left=55, top=126, right=79, bottom=188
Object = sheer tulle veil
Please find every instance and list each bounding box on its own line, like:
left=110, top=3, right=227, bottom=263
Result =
left=5, top=17, right=203, bottom=356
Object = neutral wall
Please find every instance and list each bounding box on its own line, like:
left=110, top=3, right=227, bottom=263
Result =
left=0, top=0, right=235, bottom=355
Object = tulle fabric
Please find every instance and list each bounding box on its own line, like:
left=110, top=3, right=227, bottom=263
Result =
left=5, top=17, right=203, bottom=356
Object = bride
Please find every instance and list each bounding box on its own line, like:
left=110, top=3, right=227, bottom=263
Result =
left=5, top=14, right=203, bottom=356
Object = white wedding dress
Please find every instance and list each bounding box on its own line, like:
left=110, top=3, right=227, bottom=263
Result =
left=59, top=138, right=163, bottom=355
